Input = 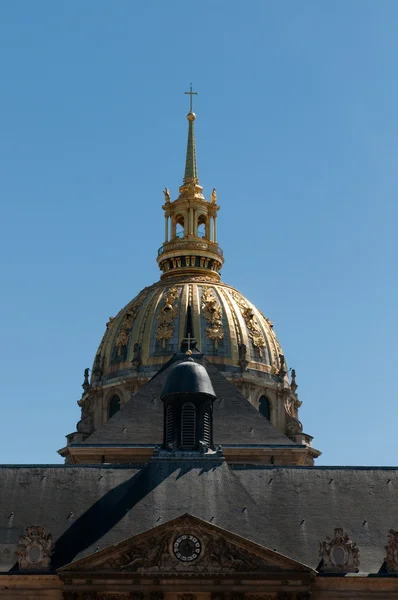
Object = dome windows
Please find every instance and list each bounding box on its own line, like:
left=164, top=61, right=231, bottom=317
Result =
left=259, top=395, right=271, bottom=421
left=174, top=214, right=185, bottom=238
left=108, top=394, right=121, bottom=419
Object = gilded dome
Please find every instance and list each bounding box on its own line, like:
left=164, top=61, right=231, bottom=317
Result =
left=92, top=275, right=285, bottom=386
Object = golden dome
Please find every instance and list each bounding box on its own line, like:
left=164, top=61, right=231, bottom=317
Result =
left=90, top=100, right=287, bottom=388
left=92, top=275, right=285, bottom=386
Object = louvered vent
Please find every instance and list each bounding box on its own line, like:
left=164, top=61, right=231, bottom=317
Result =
left=181, top=403, right=196, bottom=447
left=166, top=405, right=173, bottom=445
left=203, top=409, right=211, bottom=445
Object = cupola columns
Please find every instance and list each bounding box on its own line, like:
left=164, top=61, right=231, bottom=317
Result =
left=157, top=89, right=224, bottom=281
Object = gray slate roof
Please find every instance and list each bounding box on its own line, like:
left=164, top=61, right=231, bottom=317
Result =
left=1, top=462, right=398, bottom=573
left=81, top=357, right=296, bottom=447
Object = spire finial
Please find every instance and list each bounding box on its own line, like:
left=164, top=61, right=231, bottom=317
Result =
left=183, top=84, right=199, bottom=183
left=184, top=83, right=198, bottom=113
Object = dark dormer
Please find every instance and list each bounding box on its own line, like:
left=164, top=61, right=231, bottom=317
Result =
left=160, top=358, right=216, bottom=452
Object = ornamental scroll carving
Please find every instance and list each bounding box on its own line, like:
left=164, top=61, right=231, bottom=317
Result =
left=155, top=287, right=179, bottom=348
left=201, top=286, right=224, bottom=349
left=385, top=529, right=398, bottom=571
left=16, top=525, right=54, bottom=570
left=93, top=530, right=270, bottom=574
left=115, top=291, right=148, bottom=356
left=319, top=528, right=360, bottom=573
left=205, top=537, right=265, bottom=571
left=232, top=292, right=266, bottom=357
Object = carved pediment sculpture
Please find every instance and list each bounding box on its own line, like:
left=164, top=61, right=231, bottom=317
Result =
left=385, top=528, right=398, bottom=572
left=16, top=525, right=54, bottom=571
left=319, top=528, right=360, bottom=573
left=60, top=514, right=314, bottom=577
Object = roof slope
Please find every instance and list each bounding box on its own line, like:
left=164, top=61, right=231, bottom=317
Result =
left=233, top=464, right=398, bottom=572
left=1, top=463, right=398, bottom=573
left=82, top=357, right=296, bottom=447
left=0, top=461, right=267, bottom=570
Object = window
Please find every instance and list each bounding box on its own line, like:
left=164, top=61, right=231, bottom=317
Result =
left=175, top=214, right=185, bottom=238
left=197, top=214, right=207, bottom=238
left=166, top=405, right=174, bottom=445
left=259, top=395, right=271, bottom=421
left=181, top=403, right=196, bottom=447
left=203, top=408, right=211, bottom=446
left=108, top=394, right=121, bottom=419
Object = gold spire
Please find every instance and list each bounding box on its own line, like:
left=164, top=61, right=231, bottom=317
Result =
left=184, top=85, right=198, bottom=183
left=157, top=93, right=224, bottom=281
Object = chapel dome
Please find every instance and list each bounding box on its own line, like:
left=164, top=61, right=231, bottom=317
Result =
left=89, top=100, right=289, bottom=393
left=92, top=274, right=285, bottom=386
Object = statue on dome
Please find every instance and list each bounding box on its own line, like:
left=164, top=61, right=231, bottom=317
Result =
left=278, top=354, right=287, bottom=379
left=211, top=188, right=217, bottom=204
left=82, top=367, right=90, bottom=395
left=163, top=187, right=171, bottom=203
left=290, top=368, right=298, bottom=393
left=131, top=343, right=141, bottom=370
left=239, top=343, right=249, bottom=371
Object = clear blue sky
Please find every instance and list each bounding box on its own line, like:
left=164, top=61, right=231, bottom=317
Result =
left=1, top=1, right=397, bottom=465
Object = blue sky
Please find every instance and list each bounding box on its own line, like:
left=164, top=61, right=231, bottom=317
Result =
left=1, top=1, right=397, bottom=465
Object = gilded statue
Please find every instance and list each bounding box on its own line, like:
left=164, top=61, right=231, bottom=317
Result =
left=211, top=187, right=217, bottom=204
left=163, top=187, right=171, bottom=203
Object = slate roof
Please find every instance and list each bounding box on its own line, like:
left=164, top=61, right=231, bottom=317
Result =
left=81, top=357, right=297, bottom=447
left=1, top=462, right=398, bottom=573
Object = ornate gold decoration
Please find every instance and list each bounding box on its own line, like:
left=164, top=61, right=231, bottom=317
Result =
left=232, top=292, right=266, bottom=357
left=163, top=187, right=171, bottom=203
left=166, top=275, right=218, bottom=284
left=16, top=525, right=54, bottom=570
left=385, top=529, right=398, bottom=572
left=115, top=291, right=148, bottom=356
left=319, top=528, right=360, bottom=573
left=156, top=287, right=179, bottom=348
left=201, top=287, right=224, bottom=349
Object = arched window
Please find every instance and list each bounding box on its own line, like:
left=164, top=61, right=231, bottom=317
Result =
left=259, top=395, right=271, bottom=421
left=203, top=408, right=211, bottom=446
left=175, top=214, right=185, bottom=238
left=181, top=403, right=196, bottom=448
left=166, top=405, right=174, bottom=446
left=108, top=394, right=121, bottom=419
left=197, top=214, right=207, bottom=238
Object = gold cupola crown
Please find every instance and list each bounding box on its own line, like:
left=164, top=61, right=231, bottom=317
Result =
left=157, top=86, right=223, bottom=281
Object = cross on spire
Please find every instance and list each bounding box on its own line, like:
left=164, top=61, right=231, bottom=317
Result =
left=181, top=333, right=197, bottom=356
left=184, top=83, right=198, bottom=113
left=184, top=333, right=193, bottom=355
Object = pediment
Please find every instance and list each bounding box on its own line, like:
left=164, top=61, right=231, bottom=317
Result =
left=60, top=514, right=313, bottom=575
